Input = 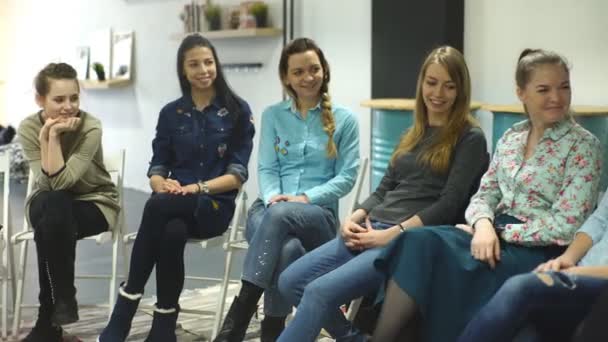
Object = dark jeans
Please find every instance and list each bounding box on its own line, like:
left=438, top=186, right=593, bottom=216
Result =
left=242, top=198, right=337, bottom=317
left=458, top=271, right=608, bottom=342
left=125, top=192, right=233, bottom=309
left=29, top=190, right=108, bottom=320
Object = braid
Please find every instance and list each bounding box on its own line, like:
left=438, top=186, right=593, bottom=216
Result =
left=320, top=92, right=337, bottom=158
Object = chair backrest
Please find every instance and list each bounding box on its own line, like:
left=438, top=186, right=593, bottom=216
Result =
left=20, top=169, right=34, bottom=233
left=347, top=157, right=369, bottom=216
left=103, top=149, right=126, bottom=234
left=0, top=152, right=11, bottom=239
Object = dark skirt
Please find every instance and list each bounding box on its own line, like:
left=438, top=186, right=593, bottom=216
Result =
left=374, top=226, right=564, bottom=342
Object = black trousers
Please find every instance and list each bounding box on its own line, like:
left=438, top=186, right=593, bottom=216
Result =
left=124, top=192, right=233, bottom=309
left=29, top=190, right=108, bottom=320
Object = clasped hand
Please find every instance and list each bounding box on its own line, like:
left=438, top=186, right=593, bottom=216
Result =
left=342, top=216, right=392, bottom=251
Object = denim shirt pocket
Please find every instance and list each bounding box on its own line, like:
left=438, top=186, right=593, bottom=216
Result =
left=172, top=124, right=195, bottom=162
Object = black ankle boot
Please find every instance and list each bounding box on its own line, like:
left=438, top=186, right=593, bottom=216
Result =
left=213, top=296, right=259, bottom=342
left=97, top=283, right=143, bottom=342
left=52, top=296, right=79, bottom=325
left=22, top=319, right=63, bottom=342
left=144, top=304, right=180, bottom=342
left=260, top=315, right=286, bottom=342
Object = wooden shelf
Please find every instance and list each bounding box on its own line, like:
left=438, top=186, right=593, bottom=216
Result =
left=81, top=78, right=131, bottom=89
left=361, top=98, right=483, bottom=111
left=172, top=28, right=283, bottom=40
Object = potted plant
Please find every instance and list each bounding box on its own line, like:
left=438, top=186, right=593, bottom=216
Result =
left=204, top=2, right=222, bottom=31
left=250, top=2, right=268, bottom=28
left=92, top=62, right=106, bottom=81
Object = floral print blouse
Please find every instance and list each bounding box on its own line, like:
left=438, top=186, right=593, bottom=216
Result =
left=465, top=118, right=601, bottom=246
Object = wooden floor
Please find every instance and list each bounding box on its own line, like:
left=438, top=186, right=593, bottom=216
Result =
left=10, top=284, right=335, bottom=342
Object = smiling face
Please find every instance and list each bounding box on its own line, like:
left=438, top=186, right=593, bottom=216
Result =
left=282, top=50, right=325, bottom=103
left=421, top=62, right=458, bottom=120
left=183, top=46, right=217, bottom=92
left=517, top=63, right=571, bottom=126
left=35, top=78, right=80, bottom=120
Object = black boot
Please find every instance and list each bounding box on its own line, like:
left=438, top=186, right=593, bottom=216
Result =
left=97, top=283, right=143, bottom=342
left=52, top=296, right=79, bottom=325
left=35, top=220, right=80, bottom=326
left=260, top=315, right=286, bottom=342
left=23, top=245, right=63, bottom=341
left=144, top=304, right=180, bottom=342
left=213, top=296, right=260, bottom=342
left=21, top=319, right=62, bottom=342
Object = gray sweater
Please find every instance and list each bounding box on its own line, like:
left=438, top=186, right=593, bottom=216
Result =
left=358, top=126, right=488, bottom=225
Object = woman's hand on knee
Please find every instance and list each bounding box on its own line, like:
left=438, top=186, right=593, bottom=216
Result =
left=341, top=218, right=366, bottom=250
left=535, top=255, right=576, bottom=273
left=470, top=224, right=501, bottom=269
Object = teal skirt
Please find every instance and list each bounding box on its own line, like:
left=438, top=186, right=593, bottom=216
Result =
left=374, top=226, right=564, bottom=342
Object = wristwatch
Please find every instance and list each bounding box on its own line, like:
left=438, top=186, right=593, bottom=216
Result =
left=198, top=181, right=210, bottom=194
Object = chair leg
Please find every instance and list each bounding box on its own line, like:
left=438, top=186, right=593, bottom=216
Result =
left=122, top=238, right=131, bottom=281
left=12, top=239, right=29, bottom=338
left=346, top=297, right=363, bottom=321
left=109, top=235, right=119, bottom=319
left=212, top=246, right=235, bottom=339
left=7, top=209, right=17, bottom=305
left=2, top=243, right=8, bottom=339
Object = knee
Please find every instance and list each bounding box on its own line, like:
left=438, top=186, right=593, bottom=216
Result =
left=29, top=191, right=73, bottom=233
left=496, top=273, right=542, bottom=303
left=161, top=219, right=189, bottom=247
left=278, top=238, right=305, bottom=267
left=264, top=202, right=295, bottom=226
left=301, top=279, right=330, bottom=306
left=143, top=194, right=170, bottom=216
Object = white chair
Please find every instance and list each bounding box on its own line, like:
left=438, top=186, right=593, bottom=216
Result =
left=121, top=189, right=248, bottom=325
left=211, top=157, right=370, bottom=339
left=344, top=158, right=369, bottom=322
left=11, top=149, right=127, bottom=337
left=0, top=151, right=16, bottom=339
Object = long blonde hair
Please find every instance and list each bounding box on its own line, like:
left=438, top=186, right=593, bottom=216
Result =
left=279, top=38, right=337, bottom=158
left=391, top=46, right=477, bottom=173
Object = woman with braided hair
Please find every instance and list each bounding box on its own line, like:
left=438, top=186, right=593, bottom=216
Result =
left=213, top=37, right=360, bottom=342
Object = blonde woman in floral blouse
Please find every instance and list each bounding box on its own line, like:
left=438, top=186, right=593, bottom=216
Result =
left=371, top=49, right=602, bottom=342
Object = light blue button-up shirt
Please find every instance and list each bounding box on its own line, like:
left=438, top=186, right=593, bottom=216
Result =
left=258, top=99, right=360, bottom=216
left=578, top=189, right=608, bottom=266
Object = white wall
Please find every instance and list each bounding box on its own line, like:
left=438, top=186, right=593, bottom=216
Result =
left=4, top=0, right=371, bottom=220
left=465, top=0, right=608, bottom=148
left=10, top=1, right=604, bottom=219
left=3, top=0, right=285, bottom=198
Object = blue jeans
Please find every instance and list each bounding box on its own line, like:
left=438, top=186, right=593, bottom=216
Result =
left=242, top=198, right=337, bottom=317
left=277, top=222, right=392, bottom=342
left=458, top=271, right=608, bottom=342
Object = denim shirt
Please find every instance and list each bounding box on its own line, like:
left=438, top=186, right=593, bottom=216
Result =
left=147, top=95, right=255, bottom=201
left=258, top=99, right=360, bottom=216
left=578, top=189, right=608, bottom=266
left=466, top=118, right=601, bottom=246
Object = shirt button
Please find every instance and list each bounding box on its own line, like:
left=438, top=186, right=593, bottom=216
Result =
left=200, top=162, right=204, bottom=166
left=300, top=169, right=304, bottom=173
left=200, top=144, right=204, bottom=149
